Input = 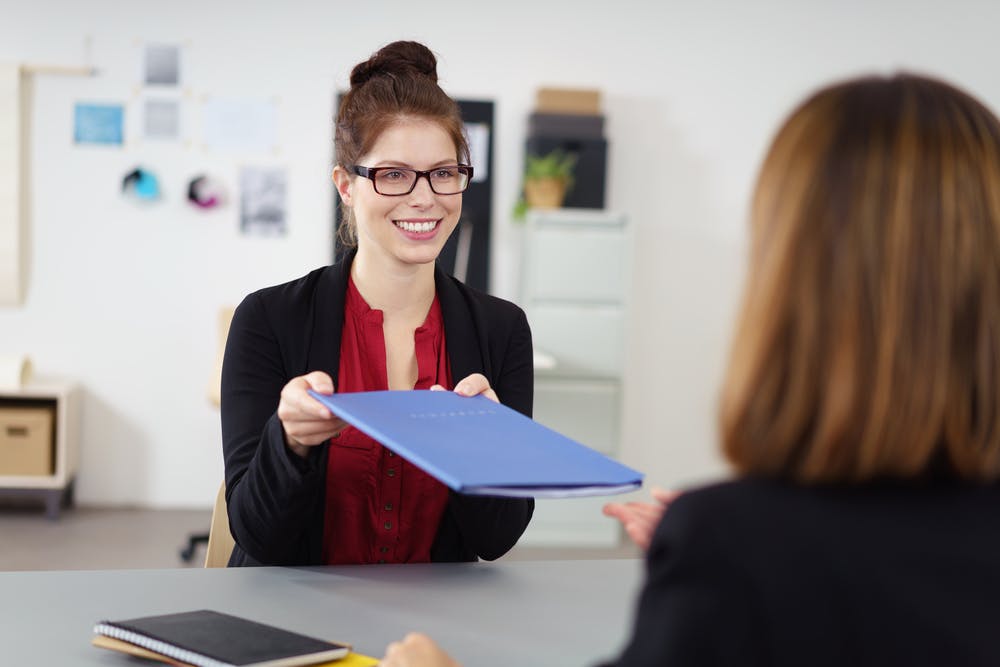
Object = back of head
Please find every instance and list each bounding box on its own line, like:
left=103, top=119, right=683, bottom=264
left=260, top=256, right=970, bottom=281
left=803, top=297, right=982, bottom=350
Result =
left=721, top=73, right=1000, bottom=484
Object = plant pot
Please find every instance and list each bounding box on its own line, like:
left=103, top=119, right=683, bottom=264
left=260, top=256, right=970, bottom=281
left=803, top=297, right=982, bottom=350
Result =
left=524, top=177, right=567, bottom=209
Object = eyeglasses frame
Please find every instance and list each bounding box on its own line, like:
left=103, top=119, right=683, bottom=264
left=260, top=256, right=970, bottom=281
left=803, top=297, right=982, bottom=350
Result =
left=350, top=164, right=474, bottom=196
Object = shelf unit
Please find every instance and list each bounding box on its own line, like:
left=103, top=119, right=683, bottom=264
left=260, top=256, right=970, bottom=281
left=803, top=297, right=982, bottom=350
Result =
left=0, top=381, right=80, bottom=518
left=517, top=208, right=631, bottom=547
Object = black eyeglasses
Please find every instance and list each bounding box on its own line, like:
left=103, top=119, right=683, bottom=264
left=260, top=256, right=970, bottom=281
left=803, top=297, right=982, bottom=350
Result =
left=351, top=165, right=473, bottom=196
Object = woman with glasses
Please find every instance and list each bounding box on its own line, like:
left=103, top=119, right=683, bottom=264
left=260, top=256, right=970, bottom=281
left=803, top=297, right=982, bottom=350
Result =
left=220, top=41, right=533, bottom=567
left=380, top=72, right=1000, bottom=666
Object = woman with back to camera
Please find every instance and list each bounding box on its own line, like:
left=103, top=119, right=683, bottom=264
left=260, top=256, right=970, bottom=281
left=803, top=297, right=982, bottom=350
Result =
left=220, top=41, right=534, bottom=567
left=380, top=73, right=1000, bottom=666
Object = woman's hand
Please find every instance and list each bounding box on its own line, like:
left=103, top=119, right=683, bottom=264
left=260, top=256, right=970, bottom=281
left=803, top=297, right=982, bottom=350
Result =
left=381, top=633, right=461, bottom=667
left=277, top=371, right=348, bottom=458
left=602, top=487, right=681, bottom=552
left=431, top=373, right=498, bottom=403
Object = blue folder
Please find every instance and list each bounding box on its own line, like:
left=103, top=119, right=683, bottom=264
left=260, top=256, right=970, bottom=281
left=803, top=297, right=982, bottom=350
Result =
left=307, top=389, right=643, bottom=498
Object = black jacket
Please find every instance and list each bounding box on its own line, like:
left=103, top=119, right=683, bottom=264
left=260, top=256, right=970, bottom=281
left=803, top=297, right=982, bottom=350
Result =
left=221, top=253, right=534, bottom=566
left=604, top=477, right=1000, bottom=666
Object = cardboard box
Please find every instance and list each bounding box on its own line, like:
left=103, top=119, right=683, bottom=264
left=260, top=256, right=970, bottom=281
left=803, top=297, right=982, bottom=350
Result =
left=535, top=88, right=602, bottom=115
left=0, top=406, right=54, bottom=476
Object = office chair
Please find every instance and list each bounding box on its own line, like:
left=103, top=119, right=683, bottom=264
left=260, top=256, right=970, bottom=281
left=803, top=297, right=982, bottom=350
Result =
left=179, top=307, right=235, bottom=565
left=204, top=481, right=235, bottom=567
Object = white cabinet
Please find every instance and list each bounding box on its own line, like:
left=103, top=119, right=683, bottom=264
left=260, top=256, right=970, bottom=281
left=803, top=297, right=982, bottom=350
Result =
left=518, top=209, right=630, bottom=547
left=0, top=381, right=80, bottom=518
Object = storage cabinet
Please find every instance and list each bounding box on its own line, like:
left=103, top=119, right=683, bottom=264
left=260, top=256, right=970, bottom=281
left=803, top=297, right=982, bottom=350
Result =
left=0, top=382, right=80, bottom=518
left=517, top=209, right=630, bottom=547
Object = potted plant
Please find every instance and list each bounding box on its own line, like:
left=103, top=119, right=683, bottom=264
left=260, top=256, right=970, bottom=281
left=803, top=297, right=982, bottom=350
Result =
left=514, top=149, right=577, bottom=219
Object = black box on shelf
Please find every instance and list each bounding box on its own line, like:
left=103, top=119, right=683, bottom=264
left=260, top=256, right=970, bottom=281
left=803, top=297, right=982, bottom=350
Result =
left=528, top=112, right=604, bottom=140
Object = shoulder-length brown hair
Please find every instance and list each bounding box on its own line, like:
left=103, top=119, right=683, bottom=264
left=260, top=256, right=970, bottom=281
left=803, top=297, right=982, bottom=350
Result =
left=721, top=73, right=1000, bottom=484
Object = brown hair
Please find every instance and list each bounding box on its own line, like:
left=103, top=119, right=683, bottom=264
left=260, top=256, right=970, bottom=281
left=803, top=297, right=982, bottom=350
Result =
left=334, top=41, right=469, bottom=247
left=720, top=73, right=1000, bottom=484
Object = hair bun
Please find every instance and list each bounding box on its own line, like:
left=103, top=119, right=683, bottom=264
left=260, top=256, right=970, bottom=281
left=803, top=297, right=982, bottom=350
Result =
left=350, top=40, right=438, bottom=87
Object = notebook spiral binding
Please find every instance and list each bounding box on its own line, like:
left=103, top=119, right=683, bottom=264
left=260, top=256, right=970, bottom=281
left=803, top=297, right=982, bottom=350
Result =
left=93, top=623, right=226, bottom=667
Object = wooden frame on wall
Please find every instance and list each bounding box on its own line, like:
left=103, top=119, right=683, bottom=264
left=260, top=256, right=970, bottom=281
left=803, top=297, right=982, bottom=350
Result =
left=0, top=64, right=93, bottom=307
left=0, top=64, right=28, bottom=306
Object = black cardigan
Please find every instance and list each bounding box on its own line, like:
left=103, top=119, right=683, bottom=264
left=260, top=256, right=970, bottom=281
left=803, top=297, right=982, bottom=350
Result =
left=221, top=253, right=534, bottom=566
left=601, top=477, right=1000, bottom=666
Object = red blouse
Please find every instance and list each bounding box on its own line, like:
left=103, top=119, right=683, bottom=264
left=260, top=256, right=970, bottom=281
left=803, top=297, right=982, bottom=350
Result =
left=322, top=277, right=452, bottom=564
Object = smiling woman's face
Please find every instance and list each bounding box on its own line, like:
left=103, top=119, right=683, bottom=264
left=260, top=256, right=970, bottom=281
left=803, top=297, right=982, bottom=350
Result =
left=338, top=117, right=463, bottom=271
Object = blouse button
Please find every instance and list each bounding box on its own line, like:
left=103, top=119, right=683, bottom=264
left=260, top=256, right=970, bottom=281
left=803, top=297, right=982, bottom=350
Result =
left=384, top=502, right=393, bottom=511
left=380, top=546, right=389, bottom=553
left=384, top=521, right=392, bottom=530
left=387, top=468, right=396, bottom=477
left=378, top=559, right=386, bottom=564
left=388, top=451, right=396, bottom=457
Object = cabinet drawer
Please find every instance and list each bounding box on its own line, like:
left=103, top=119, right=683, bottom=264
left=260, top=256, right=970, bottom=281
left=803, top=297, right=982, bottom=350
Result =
left=534, top=379, right=619, bottom=454
left=525, top=226, right=627, bottom=303
left=528, top=304, right=623, bottom=378
left=0, top=407, right=54, bottom=476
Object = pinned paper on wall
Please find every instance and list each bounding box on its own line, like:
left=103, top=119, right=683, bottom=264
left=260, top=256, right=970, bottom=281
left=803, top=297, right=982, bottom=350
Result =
left=145, top=43, right=180, bottom=86
left=239, top=166, right=286, bottom=236
left=202, top=97, right=278, bottom=153
left=187, top=174, right=225, bottom=209
left=74, top=103, right=124, bottom=145
left=122, top=167, right=161, bottom=201
left=464, top=122, right=489, bottom=182
left=144, top=99, right=180, bottom=140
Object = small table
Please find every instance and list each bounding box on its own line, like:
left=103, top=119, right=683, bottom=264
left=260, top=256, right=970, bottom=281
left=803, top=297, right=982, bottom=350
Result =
left=0, top=381, right=80, bottom=518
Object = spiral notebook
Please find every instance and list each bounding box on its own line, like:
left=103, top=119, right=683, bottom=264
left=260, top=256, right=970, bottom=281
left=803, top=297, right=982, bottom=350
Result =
left=92, top=610, right=351, bottom=667
left=307, top=389, right=643, bottom=498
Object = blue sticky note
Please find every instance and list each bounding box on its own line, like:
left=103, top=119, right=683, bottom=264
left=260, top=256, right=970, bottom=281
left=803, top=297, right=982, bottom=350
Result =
left=133, top=171, right=159, bottom=199
left=74, top=103, right=124, bottom=145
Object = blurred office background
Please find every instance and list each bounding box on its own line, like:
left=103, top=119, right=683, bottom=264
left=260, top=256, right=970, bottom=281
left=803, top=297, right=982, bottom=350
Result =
left=1, top=0, right=995, bottom=566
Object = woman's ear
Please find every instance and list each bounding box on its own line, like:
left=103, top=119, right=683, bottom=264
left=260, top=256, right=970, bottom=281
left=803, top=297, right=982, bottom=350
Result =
left=332, top=166, right=352, bottom=206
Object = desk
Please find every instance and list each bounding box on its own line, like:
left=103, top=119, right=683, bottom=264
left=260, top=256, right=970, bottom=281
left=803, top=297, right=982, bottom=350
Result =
left=1, top=559, right=643, bottom=666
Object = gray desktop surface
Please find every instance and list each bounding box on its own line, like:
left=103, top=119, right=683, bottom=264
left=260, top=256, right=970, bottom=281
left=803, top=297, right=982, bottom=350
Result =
left=2, top=558, right=643, bottom=666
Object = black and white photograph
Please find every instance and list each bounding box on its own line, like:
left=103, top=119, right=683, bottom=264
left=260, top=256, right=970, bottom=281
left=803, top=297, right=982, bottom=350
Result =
left=464, top=122, right=489, bottom=182
left=143, top=99, right=180, bottom=140
left=144, top=43, right=179, bottom=86
left=239, top=166, right=286, bottom=236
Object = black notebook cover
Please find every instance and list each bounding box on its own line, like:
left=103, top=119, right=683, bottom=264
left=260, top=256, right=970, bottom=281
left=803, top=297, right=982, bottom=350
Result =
left=93, top=609, right=349, bottom=667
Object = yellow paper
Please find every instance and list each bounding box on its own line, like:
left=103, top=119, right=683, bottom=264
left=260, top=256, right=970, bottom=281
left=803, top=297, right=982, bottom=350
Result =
left=318, top=653, right=380, bottom=667
left=93, top=634, right=378, bottom=666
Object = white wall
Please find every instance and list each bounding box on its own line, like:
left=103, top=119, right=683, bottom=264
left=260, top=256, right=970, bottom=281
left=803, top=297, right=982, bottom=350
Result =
left=1, top=0, right=998, bottom=507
